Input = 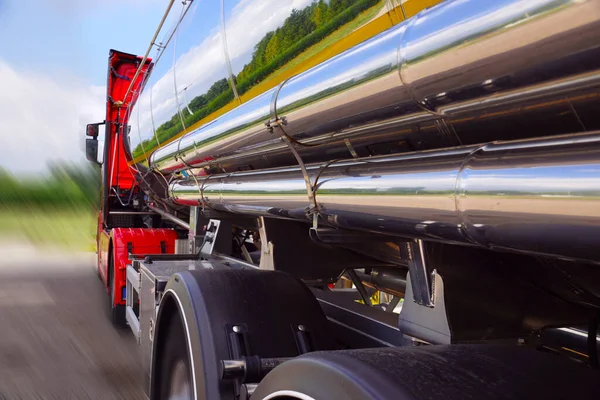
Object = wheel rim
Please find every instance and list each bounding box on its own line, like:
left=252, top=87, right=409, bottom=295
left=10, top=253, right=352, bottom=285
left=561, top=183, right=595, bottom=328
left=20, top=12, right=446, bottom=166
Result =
left=262, top=390, right=316, bottom=400
left=168, top=359, right=192, bottom=400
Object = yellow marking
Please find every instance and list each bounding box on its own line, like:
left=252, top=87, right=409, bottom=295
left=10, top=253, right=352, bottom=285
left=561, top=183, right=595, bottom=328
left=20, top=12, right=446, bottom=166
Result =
left=561, top=347, right=589, bottom=358
left=403, top=0, right=440, bottom=17
left=129, top=0, right=442, bottom=165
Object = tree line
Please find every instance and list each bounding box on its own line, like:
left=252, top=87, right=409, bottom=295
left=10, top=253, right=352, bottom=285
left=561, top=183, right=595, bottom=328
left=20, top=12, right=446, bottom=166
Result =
left=0, top=163, right=100, bottom=210
left=133, top=0, right=380, bottom=158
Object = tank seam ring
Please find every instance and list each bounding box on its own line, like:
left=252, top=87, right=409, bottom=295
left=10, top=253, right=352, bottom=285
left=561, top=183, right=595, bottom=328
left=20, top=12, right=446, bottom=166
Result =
left=454, top=143, right=488, bottom=246
left=397, top=10, right=442, bottom=117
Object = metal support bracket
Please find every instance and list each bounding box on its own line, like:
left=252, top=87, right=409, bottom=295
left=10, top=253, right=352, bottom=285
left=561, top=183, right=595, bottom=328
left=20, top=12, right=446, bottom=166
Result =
left=199, top=218, right=232, bottom=256
left=398, top=272, right=451, bottom=345
left=265, top=116, right=287, bottom=132
left=402, top=240, right=434, bottom=307
left=346, top=269, right=373, bottom=307
left=266, top=113, right=318, bottom=215
left=257, top=217, right=275, bottom=271
left=188, top=206, right=206, bottom=253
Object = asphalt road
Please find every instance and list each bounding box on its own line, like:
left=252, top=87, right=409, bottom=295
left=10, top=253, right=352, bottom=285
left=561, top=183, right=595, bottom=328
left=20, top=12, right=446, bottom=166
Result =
left=0, top=242, right=146, bottom=400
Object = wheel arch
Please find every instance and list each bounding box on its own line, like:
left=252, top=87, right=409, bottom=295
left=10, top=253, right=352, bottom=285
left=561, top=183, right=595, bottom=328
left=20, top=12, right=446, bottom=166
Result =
left=150, top=274, right=207, bottom=400
left=106, top=238, right=113, bottom=290
left=149, top=268, right=335, bottom=399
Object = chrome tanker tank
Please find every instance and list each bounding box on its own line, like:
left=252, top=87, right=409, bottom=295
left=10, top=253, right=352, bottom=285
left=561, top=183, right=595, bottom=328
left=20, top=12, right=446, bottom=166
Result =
left=125, top=0, right=600, bottom=264
left=128, top=0, right=428, bottom=169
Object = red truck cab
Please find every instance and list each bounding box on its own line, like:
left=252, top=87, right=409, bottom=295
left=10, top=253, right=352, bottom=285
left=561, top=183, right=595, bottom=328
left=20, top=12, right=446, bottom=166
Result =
left=86, top=50, right=178, bottom=326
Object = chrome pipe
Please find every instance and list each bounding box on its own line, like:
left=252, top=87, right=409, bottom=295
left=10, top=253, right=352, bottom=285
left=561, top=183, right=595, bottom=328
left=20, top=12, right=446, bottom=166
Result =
left=150, top=0, right=600, bottom=175
left=170, top=132, right=600, bottom=263
left=147, top=204, right=190, bottom=230
left=123, top=0, right=176, bottom=106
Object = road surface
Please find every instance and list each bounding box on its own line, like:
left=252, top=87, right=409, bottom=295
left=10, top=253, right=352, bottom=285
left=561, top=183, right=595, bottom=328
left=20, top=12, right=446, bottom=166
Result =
left=0, top=241, right=146, bottom=400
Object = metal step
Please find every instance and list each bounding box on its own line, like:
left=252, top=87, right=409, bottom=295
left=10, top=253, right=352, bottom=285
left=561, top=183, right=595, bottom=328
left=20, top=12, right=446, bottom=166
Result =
left=125, top=306, right=140, bottom=344
left=125, top=264, right=141, bottom=343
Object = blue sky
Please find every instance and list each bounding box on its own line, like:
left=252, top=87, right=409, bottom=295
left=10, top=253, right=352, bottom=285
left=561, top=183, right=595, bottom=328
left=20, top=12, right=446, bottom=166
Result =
left=0, top=0, right=168, bottom=173
left=0, top=0, right=311, bottom=173
left=0, top=0, right=166, bottom=85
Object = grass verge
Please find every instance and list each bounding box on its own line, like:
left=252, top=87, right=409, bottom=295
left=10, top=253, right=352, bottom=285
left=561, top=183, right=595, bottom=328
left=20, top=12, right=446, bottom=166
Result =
left=0, top=207, right=96, bottom=252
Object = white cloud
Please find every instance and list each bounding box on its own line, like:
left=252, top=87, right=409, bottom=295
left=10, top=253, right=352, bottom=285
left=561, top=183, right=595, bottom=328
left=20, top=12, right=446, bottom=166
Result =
left=0, top=59, right=105, bottom=173
left=135, top=0, right=314, bottom=147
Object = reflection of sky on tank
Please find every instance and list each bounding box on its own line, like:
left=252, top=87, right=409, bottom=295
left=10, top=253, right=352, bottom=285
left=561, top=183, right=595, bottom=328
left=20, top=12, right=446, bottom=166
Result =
left=277, top=28, right=401, bottom=108
left=134, top=0, right=314, bottom=149
left=171, top=0, right=228, bottom=112
left=136, top=0, right=195, bottom=143
left=183, top=90, right=273, bottom=149
left=402, top=0, right=556, bottom=64
left=212, top=166, right=600, bottom=195
left=135, top=0, right=563, bottom=149
left=459, top=166, right=600, bottom=193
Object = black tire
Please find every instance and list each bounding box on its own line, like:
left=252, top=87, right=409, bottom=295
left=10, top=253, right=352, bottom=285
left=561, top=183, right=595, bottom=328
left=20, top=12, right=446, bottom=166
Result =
left=157, top=312, right=193, bottom=400
left=253, top=345, right=600, bottom=400
left=152, top=268, right=335, bottom=399
left=108, top=250, right=126, bottom=328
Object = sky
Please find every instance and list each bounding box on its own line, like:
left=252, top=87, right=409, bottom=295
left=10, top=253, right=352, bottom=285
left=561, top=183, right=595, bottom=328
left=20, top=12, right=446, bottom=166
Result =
left=0, top=0, right=169, bottom=174
left=0, top=0, right=315, bottom=175
left=133, top=0, right=313, bottom=155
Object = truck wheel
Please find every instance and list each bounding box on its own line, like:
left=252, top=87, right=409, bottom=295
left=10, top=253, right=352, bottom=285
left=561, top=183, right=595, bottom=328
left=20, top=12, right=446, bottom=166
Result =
left=108, top=250, right=126, bottom=328
left=253, top=345, right=600, bottom=400
left=157, top=311, right=192, bottom=400
left=151, top=269, right=335, bottom=399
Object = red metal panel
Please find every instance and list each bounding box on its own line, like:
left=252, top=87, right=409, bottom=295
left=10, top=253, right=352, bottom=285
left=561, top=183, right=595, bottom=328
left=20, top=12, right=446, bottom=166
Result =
left=109, top=228, right=179, bottom=306
left=105, top=51, right=152, bottom=190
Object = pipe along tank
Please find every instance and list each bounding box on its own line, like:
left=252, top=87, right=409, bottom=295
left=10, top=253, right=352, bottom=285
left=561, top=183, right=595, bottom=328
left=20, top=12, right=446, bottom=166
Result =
left=104, top=0, right=600, bottom=397
left=130, top=0, right=600, bottom=264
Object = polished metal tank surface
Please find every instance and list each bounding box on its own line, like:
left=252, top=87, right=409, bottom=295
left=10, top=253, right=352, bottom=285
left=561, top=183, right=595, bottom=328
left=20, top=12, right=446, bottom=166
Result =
left=147, top=0, right=600, bottom=175
left=170, top=132, right=600, bottom=263
left=123, top=0, right=600, bottom=264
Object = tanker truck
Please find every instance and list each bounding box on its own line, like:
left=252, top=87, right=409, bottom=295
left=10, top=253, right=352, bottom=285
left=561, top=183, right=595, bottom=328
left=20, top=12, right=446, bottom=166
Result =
left=85, top=0, right=600, bottom=398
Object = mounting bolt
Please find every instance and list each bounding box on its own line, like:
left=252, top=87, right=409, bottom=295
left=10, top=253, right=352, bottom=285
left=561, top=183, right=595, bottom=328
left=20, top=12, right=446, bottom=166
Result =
left=233, top=325, right=242, bottom=333
left=298, top=325, right=306, bottom=332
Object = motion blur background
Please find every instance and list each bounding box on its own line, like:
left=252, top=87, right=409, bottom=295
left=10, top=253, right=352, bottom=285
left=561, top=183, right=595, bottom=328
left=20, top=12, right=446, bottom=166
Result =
left=0, top=0, right=380, bottom=252
left=0, top=0, right=170, bottom=252
left=0, top=2, right=188, bottom=397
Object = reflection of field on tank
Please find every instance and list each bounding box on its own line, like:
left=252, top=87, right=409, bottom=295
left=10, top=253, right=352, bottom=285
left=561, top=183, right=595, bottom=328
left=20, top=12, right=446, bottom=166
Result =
left=132, top=0, right=395, bottom=159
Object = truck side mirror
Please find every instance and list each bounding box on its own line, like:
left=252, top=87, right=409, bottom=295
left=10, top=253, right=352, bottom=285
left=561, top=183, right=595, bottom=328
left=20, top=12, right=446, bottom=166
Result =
left=86, top=138, right=100, bottom=164
left=85, top=122, right=105, bottom=165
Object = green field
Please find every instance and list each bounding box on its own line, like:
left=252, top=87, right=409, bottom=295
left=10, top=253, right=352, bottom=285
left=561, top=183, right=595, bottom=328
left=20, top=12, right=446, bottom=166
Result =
left=265, top=1, right=385, bottom=84
left=0, top=208, right=96, bottom=251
